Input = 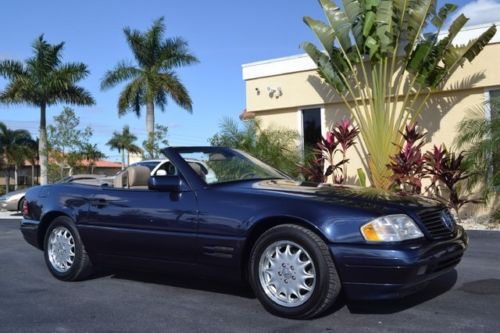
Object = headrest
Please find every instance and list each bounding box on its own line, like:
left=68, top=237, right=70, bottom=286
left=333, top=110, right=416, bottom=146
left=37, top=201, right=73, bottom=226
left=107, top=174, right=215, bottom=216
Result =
left=113, top=170, right=126, bottom=188
left=188, top=162, right=206, bottom=181
left=128, top=166, right=151, bottom=187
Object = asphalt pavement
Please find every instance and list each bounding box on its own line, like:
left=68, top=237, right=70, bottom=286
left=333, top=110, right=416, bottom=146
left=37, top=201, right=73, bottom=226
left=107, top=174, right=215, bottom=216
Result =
left=1, top=217, right=499, bottom=333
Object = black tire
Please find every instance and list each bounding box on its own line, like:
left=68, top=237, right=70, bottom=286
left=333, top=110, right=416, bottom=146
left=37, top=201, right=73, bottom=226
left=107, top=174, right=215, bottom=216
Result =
left=249, top=224, right=341, bottom=319
left=43, top=216, right=93, bottom=281
left=18, top=197, right=25, bottom=212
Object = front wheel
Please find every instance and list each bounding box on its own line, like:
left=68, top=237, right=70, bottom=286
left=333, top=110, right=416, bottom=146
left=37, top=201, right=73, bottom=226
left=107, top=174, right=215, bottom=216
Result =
left=44, top=216, right=93, bottom=281
left=249, top=224, right=341, bottom=319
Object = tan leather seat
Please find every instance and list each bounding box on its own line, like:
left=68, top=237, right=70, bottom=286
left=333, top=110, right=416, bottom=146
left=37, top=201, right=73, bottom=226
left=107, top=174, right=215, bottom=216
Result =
left=127, top=166, right=151, bottom=189
left=189, top=162, right=206, bottom=181
left=113, top=170, right=127, bottom=188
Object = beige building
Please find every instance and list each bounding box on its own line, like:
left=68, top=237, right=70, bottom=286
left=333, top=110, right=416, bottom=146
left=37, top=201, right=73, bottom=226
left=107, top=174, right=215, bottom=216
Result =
left=242, top=23, right=499, bottom=187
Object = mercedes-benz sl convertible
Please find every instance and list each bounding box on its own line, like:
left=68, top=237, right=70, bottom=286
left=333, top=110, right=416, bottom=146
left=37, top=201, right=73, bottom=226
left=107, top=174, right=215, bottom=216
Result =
left=20, top=147, right=467, bottom=319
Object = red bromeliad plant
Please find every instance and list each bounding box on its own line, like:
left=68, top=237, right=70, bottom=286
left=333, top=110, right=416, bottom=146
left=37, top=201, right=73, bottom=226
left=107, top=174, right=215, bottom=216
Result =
left=298, top=150, right=325, bottom=183
left=387, top=124, right=426, bottom=194
left=423, top=144, right=482, bottom=219
left=315, top=119, right=359, bottom=185
left=333, top=119, right=360, bottom=182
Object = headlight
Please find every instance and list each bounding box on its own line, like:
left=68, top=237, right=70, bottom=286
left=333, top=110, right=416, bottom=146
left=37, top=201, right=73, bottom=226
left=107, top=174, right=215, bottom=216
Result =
left=360, top=214, right=424, bottom=242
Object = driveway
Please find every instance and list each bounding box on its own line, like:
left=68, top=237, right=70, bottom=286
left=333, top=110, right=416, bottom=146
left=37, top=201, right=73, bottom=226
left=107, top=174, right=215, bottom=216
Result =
left=1, top=218, right=499, bottom=333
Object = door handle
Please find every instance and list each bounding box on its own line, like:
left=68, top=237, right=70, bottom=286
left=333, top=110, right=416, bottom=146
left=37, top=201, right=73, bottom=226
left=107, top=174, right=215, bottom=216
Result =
left=90, top=198, right=108, bottom=208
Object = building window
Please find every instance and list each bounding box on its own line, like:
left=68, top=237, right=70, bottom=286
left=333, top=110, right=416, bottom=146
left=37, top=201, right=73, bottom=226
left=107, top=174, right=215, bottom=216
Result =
left=302, top=108, right=322, bottom=150
left=489, top=90, right=500, bottom=186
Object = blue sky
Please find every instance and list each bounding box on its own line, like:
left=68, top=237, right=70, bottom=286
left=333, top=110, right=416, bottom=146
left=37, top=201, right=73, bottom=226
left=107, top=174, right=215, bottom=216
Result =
left=0, top=0, right=497, bottom=161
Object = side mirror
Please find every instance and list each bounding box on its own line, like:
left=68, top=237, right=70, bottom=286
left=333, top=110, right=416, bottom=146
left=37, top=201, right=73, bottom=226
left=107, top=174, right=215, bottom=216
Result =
left=148, top=175, right=182, bottom=192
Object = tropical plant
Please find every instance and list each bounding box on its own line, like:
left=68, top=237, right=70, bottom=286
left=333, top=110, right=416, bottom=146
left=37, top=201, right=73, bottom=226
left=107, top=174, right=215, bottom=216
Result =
left=314, top=119, right=359, bottom=184
left=298, top=150, right=326, bottom=183
left=142, top=124, right=169, bottom=159
left=81, top=143, right=106, bottom=174
left=424, top=144, right=481, bottom=218
left=0, top=35, right=95, bottom=185
left=48, top=107, right=93, bottom=178
left=101, top=17, right=199, bottom=158
left=107, top=126, right=142, bottom=169
left=302, top=0, right=496, bottom=188
left=454, top=98, right=500, bottom=201
left=316, top=130, right=346, bottom=184
left=332, top=118, right=360, bottom=181
left=209, top=118, right=301, bottom=176
left=387, top=123, right=426, bottom=194
left=0, top=122, right=36, bottom=192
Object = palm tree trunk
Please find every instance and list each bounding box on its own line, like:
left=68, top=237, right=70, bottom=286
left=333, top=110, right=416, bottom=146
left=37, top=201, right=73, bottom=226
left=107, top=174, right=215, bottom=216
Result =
left=39, top=103, right=48, bottom=185
left=146, top=101, right=155, bottom=158
left=121, top=149, right=125, bottom=170
left=3, top=148, right=8, bottom=193
left=14, top=164, right=18, bottom=191
left=127, top=150, right=130, bottom=167
left=31, top=164, right=35, bottom=186
left=4, top=168, right=9, bottom=194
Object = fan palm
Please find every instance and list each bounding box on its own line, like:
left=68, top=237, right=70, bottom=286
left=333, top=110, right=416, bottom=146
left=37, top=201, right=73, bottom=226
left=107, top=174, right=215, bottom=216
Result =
left=107, top=126, right=142, bottom=169
left=454, top=98, right=500, bottom=200
left=101, top=17, right=198, bottom=158
left=0, top=122, right=36, bottom=192
left=302, top=0, right=496, bottom=188
left=0, top=35, right=95, bottom=185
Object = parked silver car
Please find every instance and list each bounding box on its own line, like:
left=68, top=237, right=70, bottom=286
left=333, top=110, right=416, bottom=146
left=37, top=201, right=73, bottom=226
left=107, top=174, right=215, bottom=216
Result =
left=0, top=174, right=106, bottom=211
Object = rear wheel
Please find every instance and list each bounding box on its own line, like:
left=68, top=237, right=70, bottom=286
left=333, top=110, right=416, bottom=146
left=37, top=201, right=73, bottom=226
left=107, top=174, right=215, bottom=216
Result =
left=18, top=197, right=25, bottom=212
left=249, top=224, right=341, bottom=319
left=44, top=216, right=93, bottom=281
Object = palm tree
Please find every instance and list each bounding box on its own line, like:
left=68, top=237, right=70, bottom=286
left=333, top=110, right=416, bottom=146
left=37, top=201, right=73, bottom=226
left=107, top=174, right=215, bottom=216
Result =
left=81, top=143, right=106, bottom=174
left=454, top=99, right=500, bottom=200
left=107, top=126, right=142, bottom=169
left=302, top=0, right=496, bottom=188
left=101, top=17, right=198, bottom=157
left=0, top=35, right=95, bottom=185
left=0, top=122, right=36, bottom=192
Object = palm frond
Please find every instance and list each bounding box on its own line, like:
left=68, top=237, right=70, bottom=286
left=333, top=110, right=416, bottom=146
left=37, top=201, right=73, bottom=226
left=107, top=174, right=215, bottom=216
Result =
left=118, top=78, right=145, bottom=116
left=0, top=60, right=25, bottom=79
left=158, top=73, right=193, bottom=112
left=101, top=61, right=142, bottom=90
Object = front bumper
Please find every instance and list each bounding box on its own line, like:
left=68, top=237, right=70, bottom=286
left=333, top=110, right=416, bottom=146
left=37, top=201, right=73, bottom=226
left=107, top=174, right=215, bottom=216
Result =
left=331, top=225, right=468, bottom=300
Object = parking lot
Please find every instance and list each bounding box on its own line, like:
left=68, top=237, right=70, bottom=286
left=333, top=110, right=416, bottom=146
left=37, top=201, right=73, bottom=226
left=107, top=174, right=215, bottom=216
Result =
left=1, top=215, right=499, bottom=333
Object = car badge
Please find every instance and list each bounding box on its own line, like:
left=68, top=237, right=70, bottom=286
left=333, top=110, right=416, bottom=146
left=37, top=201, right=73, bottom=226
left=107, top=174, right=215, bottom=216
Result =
left=441, top=211, right=455, bottom=231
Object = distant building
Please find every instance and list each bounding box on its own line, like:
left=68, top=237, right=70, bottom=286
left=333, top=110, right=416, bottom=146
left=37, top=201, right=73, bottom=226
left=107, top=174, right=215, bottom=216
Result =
left=1, top=159, right=122, bottom=187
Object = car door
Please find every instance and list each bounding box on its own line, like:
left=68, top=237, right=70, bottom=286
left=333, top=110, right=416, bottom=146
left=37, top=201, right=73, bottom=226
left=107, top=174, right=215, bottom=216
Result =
left=79, top=185, right=198, bottom=264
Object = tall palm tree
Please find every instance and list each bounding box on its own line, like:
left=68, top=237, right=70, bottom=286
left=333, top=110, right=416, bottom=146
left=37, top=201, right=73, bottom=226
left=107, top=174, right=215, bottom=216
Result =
left=107, top=126, right=142, bottom=169
left=81, top=143, right=106, bottom=174
left=101, top=17, right=198, bottom=157
left=0, top=35, right=95, bottom=185
left=0, top=122, right=36, bottom=192
left=302, top=0, right=496, bottom=188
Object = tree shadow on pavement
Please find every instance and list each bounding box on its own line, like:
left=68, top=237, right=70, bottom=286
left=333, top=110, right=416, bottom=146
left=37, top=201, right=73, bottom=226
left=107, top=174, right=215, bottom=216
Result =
left=345, top=269, right=458, bottom=314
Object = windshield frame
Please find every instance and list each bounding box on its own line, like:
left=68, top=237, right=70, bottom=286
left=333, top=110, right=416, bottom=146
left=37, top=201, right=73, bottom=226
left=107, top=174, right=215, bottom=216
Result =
left=162, top=146, right=290, bottom=187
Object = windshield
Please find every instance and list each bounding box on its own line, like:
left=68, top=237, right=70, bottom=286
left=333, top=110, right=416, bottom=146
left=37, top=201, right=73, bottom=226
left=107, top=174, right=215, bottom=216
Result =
left=166, top=147, right=288, bottom=185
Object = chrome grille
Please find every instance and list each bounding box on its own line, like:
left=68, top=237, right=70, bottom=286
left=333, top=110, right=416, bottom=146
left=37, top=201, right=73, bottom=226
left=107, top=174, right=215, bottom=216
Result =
left=417, top=209, right=455, bottom=240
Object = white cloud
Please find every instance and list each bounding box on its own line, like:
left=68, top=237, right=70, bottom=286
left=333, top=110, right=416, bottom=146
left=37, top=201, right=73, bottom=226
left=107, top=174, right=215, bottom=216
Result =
left=450, top=0, right=500, bottom=26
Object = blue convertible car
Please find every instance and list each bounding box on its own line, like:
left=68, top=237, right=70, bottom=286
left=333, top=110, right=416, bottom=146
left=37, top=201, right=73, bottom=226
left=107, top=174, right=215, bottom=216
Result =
left=21, top=146, right=467, bottom=318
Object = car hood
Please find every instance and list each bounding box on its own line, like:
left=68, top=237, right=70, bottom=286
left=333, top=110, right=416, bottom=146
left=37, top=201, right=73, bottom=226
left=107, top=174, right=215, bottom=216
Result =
left=251, top=179, right=442, bottom=210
